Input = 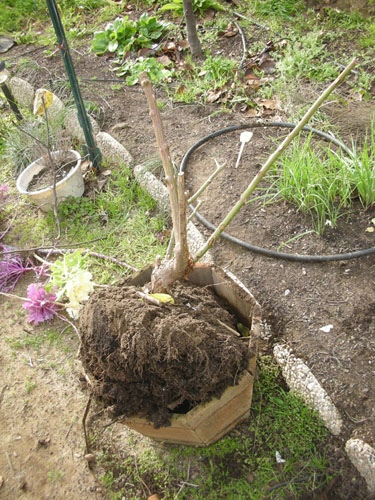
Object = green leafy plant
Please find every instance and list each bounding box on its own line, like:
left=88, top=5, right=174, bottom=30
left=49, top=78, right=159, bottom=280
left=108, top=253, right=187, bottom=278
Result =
left=160, top=0, right=225, bottom=16
left=276, top=32, right=338, bottom=83
left=117, top=57, right=174, bottom=85
left=92, top=14, right=169, bottom=57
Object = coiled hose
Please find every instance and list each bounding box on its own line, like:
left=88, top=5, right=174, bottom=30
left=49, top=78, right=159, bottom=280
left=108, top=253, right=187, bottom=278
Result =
left=180, top=121, right=375, bottom=262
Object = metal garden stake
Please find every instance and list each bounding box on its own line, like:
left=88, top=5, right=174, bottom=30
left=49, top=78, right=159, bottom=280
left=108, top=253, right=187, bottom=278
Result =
left=45, top=0, right=101, bottom=171
left=0, top=61, right=23, bottom=122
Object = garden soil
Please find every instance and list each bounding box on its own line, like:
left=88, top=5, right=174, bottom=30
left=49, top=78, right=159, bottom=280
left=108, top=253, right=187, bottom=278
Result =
left=79, top=281, right=249, bottom=427
left=2, top=14, right=375, bottom=499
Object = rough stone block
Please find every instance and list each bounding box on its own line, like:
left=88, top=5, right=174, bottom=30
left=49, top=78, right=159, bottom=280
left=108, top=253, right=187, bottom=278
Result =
left=95, top=131, right=132, bottom=167
left=8, top=77, right=35, bottom=110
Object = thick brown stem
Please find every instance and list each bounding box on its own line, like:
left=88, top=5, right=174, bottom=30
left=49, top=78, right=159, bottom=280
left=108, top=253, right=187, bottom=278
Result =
left=140, top=72, right=190, bottom=291
left=183, top=0, right=203, bottom=60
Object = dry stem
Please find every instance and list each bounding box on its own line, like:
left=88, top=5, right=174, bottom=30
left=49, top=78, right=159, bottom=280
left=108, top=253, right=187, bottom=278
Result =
left=140, top=72, right=189, bottom=291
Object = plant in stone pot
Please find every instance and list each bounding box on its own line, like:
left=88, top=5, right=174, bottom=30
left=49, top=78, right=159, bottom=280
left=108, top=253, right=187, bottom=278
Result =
left=78, top=61, right=355, bottom=446
left=14, top=90, right=84, bottom=236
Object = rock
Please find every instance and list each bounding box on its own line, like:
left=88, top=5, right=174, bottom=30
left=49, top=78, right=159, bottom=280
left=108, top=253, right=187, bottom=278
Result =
left=133, top=164, right=169, bottom=214
left=95, top=132, right=132, bottom=167
left=8, top=77, right=35, bottom=110
left=345, top=438, right=375, bottom=494
left=64, top=109, right=99, bottom=142
left=273, top=344, right=343, bottom=435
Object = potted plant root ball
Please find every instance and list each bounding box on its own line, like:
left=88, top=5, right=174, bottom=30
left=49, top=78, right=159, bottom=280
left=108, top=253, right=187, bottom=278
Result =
left=78, top=73, right=260, bottom=446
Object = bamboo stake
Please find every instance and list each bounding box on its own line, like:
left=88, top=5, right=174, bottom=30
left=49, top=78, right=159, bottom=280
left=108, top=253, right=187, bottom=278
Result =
left=194, top=58, right=357, bottom=262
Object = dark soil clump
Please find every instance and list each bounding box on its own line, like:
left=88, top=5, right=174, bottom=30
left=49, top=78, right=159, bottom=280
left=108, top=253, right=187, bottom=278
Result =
left=79, top=280, right=250, bottom=428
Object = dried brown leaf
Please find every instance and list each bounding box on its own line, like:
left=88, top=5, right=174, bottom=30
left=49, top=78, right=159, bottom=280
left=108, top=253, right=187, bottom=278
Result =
left=156, top=55, right=173, bottom=66
left=137, top=47, right=156, bottom=57
left=206, top=90, right=222, bottom=103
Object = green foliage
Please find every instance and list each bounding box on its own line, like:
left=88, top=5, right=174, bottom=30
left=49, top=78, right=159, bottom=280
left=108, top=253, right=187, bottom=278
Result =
left=201, top=55, right=238, bottom=86
left=276, top=32, right=338, bottom=83
left=0, top=0, right=46, bottom=33
left=160, top=0, right=225, bottom=16
left=92, top=14, right=169, bottom=56
left=44, top=165, right=167, bottom=275
left=253, top=0, right=303, bottom=19
left=344, top=130, right=375, bottom=210
left=253, top=130, right=375, bottom=234
left=117, top=57, right=174, bottom=85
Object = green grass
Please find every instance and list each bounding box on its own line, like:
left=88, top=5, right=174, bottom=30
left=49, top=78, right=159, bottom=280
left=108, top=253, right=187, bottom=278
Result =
left=250, top=128, right=375, bottom=234
left=252, top=0, right=304, bottom=19
left=5, top=327, right=75, bottom=352
left=94, top=356, right=330, bottom=499
left=40, top=164, right=168, bottom=278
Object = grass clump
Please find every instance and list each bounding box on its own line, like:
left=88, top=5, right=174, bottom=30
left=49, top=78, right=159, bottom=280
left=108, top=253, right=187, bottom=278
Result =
left=44, top=164, right=167, bottom=276
left=252, top=0, right=304, bottom=19
left=252, top=129, right=375, bottom=234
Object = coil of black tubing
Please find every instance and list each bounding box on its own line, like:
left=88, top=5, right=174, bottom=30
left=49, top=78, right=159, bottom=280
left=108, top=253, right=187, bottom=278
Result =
left=180, top=121, right=375, bottom=262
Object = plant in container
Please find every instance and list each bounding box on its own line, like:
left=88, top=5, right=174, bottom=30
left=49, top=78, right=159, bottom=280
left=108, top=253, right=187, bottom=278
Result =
left=14, top=90, right=84, bottom=238
left=79, top=61, right=356, bottom=446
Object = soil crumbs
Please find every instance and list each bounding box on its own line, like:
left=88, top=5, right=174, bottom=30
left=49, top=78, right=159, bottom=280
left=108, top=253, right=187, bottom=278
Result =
left=79, top=281, right=250, bottom=428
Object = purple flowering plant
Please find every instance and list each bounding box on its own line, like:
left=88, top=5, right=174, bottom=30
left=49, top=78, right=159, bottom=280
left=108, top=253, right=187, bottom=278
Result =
left=0, top=245, right=44, bottom=293
left=22, top=282, right=60, bottom=325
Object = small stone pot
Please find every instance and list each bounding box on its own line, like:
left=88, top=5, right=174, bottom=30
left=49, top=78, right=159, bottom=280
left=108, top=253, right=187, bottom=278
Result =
left=119, top=262, right=261, bottom=447
left=16, top=150, right=83, bottom=212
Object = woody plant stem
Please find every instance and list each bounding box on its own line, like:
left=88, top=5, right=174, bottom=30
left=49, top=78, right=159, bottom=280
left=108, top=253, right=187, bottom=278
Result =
left=140, top=72, right=189, bottom=292
left=194, top=58, right=357, bottom=261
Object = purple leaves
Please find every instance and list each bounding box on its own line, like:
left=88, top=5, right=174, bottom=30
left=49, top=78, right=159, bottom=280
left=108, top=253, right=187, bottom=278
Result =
left=22, top=283, right=59, bottom=325
left=0, top=245, right=40, bottom=293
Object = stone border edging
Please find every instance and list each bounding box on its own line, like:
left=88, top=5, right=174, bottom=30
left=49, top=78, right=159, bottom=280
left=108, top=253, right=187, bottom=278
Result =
left=7, top=76, right=374, bottom=494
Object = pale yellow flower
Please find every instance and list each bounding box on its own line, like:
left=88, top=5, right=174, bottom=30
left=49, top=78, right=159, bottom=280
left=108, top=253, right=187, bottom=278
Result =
left=65, top=270, right=94, bottom=318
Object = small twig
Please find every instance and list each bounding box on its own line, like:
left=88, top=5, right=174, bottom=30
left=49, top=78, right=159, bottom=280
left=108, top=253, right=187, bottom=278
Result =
left=0, top=237, right=106, bottom=255
left=42, top=95, right=61, bottom=240
left=0, top=385, right=8, bottom=408
left=233, top=21, right=248, bottom=68
left=0, top=205, right=19, bottom=242
left=187, top=201, right=202, bottom=223
left=134, top=456, right=152, bottom=497
left=82, top=394, right=93, bottom=455
left=344, top=410, right=373, bottom=424
left=56, top=314, right=81, bottom=340
left=188, top=159, right=226, bottom=205
left=217, top=319, right=240, bottom=337
left=233, top=10, right=269, bottom=30
left=0, top=291, right=65, bottom=307
left=65, top=418, right=75, bottom=439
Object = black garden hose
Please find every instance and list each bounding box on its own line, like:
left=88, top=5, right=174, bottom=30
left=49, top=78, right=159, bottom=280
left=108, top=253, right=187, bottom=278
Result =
left=180, top=121, right=375, bottom=262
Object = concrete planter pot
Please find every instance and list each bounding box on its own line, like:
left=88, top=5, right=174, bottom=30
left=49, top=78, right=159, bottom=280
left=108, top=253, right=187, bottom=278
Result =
left=16, top=149, right=83, bottom=212
left=119, top=262, right=261, bottom=446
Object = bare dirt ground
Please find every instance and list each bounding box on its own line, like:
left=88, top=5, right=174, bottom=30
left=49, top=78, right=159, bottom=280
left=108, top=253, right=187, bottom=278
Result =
left=2, top=11, right=375, bottom=498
